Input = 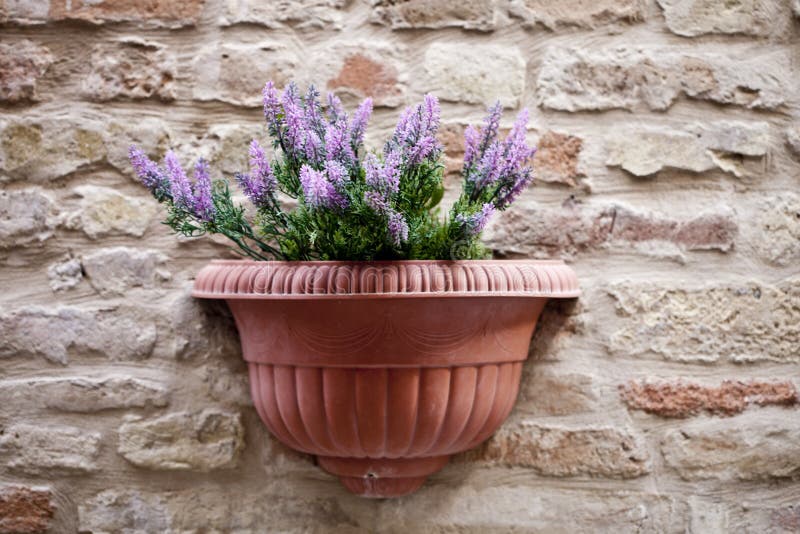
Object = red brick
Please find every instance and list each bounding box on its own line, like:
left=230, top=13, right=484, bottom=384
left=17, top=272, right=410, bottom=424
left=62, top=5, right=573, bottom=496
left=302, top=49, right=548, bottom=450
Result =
left=0, top=486, right=54, bottom=534
left=620, top=380, right=798, bottom=418
left=535, top=131, right=584, bottom=187
left=327, top=53, right=402, bottom=102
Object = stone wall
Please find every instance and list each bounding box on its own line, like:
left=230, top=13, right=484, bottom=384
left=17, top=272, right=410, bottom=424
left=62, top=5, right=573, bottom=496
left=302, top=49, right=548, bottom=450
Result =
left=1, top=0, right=799, bottom=532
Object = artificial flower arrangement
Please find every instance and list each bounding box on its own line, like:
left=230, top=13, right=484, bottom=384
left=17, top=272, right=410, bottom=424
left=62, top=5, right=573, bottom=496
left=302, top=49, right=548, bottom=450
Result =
left=129, top=81, right=535, bottom=261
left=129, top=82, right=579, bottom=499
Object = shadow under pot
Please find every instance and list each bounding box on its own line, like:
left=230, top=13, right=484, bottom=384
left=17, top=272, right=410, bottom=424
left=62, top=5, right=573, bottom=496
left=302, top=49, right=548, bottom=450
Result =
left=192, top=259, right=579, bottom=498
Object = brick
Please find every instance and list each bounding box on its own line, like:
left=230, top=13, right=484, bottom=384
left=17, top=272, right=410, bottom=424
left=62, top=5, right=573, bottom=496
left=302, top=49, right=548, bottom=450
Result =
left=375, top=486, right=687, bottom=532
left=0, top=306, right=157, bottom=364
left=117, top=409, right=244, bottom=471
left=220, top=0, right=347, bottom=29
left=201, top=123, right=262, bottom=176
left=605, top=121, right=770, bottom=178
left=535, top=130, right=585, bottom=187
left=509, top=0, right=645, bottom=29
left=730, top=503, right=800, bottom=533
left=78, top=489, right=360, bottom=532
left=486, top=200, right=737, bottom=260
left=657, top=0, right=791, bottom=37
left=83, top=39, right=176, bottom=102
left=662, top=412, right=800, bottom=480
left=0, top=423, right=101, bottom=474
left=66, top=185, right=157, bottom=239
left=620, top=380, right=798, bottom=418
left=608, top=279, right=800, bottom=363
left=370, top=0, right=497, bottom=31
left=4, top=0, right=204, bottom=27
left=192, top=42, right=300, bottom=107
left=467, top=421, right=650, bottom=478
left=0, top=40, right=52, bottom=104
left=537, top=46, right=790, bottom=111
left=0, top=189, right=57, bottom=248
left=325, top=44, right=406, bottom=107
left=0, top=375, right=169, bottom=412
left=424, top=43, right=525, bottom=107
left=81, top=246, right=170, bottom=296
left=202, top=362, right=251, bottom=407
left=0, top=486, right=55, bottom=534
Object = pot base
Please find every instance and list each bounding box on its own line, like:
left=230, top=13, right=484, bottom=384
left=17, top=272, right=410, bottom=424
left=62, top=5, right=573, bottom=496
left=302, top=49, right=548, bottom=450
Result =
left=317, top=455, right=450, bottom=498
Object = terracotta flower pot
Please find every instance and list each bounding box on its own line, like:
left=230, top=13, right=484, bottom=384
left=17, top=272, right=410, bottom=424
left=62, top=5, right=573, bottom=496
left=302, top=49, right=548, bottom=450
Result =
left=193, top=260, right=579, bottom=498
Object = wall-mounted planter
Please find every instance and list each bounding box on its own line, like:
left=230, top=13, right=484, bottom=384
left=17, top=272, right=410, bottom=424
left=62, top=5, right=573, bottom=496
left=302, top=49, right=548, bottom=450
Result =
left=193, top=260, right=579, bottom=498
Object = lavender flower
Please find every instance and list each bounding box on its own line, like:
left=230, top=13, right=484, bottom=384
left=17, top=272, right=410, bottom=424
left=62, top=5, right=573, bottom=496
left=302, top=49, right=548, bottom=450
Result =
left=193, top=159, right=215, bottom=221
left=325, top=119, right=355, bottom=167
left=262, top=81, right=282, bottom=137
left=365, top=152, right=401, bottom=195
left=462, top=125, right=480, bottom=171
left=128, top=146, right=167, bottom=192
left=478, top=102, right=502, bottom=153
left=388, top=93, right=442, bottom=165
left=326, top=92, right=345, bottom=123
left=387, top=210, right=409, bottom=246
left=299, top=165, right=347, bottom=210
left=164, top=151, right=194, bottom=212
left=324, top=160, right=348, bottom=187
left=364, top=190, right=389, bottom=213
left=350, top=97, right=373, bottom=149
left=237, top=139, right=277, bottom=207
left=456, top=202, right=495, bottom=236
left=303, top=85, right=324, bottom=136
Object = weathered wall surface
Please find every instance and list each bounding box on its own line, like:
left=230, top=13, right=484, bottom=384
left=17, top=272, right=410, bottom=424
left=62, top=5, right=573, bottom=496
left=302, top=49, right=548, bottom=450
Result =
left=1, top=0, right=799, bottom=532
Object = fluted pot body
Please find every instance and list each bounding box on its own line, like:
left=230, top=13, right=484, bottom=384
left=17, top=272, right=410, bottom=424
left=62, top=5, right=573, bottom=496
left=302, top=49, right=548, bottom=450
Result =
left=193, top=260, right=579, bottom=497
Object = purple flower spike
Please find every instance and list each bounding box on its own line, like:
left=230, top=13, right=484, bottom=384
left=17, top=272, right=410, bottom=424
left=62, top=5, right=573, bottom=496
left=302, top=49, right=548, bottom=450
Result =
left=479, top=102, right=502, bottom=152
left=420, top=93, right=440, bottom=136
left=387, top=210, right=409, bottom=247
left=164, top=151, right=193, bottom=212
left=325, top=120, right=355, bottom=167
left=325, top=160, right=348, bottom=187
left=262, top=81, right=282, bottom=135
left=326, top=92, right=345, bottom=123
left=129, top=145, right=166, bottom=192
left=299, top=165, right=347, bottom=210
left=463, top=126, right=480, bottom=171
left=457, top=202, right=495, bottom=236
left=193, top=159, right=215, bottom=221
left=238, top=139, right=277, bottom=207
left=351, top=97, right=373, bottom=149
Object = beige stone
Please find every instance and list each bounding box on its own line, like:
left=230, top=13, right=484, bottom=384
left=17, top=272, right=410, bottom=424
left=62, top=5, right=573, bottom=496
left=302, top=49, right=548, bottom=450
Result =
left=424, top=43, right=525, bottom=107
left=608, top=279, right=800, bottom=363
left=538, top=46, right=791, bottom=111
left=605, top=121, right=770, bottom=177
left=510, top=0, right=645, bottom=29
left=0, top=40, right=53, bottom=103
left=371, top=0, right=497, bottom=31
left=662, top=412, right=800, bottom=480
left=117, top=409, right=244, bottom=471
left=81, top=246, right=171, bottom=295
left=0, top=306, right=157, bottom=364
left=471, top=421, right=650, bottom=478
left=0, top=423, right=101, bottom=474
left=83, top=39, right=176, bottom=102
left=0, top=375, right=169, bottom=412
left=375, top=486, right=687, bottom=532
left=67, top=185, right=157, bottom=239
left=657, top=0, right=791, bottom=37
left=220, top=0, right=347, bottom=29
left=751, top=193, right=800, bottom=266
left=0, top=189, right=58, bottom=248
left=192, top=42, right=302, bottom=106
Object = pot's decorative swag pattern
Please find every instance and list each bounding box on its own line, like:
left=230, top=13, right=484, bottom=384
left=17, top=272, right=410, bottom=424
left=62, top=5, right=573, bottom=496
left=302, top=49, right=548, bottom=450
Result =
left=194, top=259, right=579, bottom=497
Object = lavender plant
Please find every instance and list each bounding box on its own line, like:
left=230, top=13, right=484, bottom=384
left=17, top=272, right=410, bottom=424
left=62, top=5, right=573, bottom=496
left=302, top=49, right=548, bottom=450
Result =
left=129, top=82, right=536, bottom=261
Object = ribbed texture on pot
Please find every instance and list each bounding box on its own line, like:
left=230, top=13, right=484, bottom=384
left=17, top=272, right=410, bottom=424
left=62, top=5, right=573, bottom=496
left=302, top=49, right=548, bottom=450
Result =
left=248, top=362, right=523, bottom=458
left=192, top=260, right=579, bottom=299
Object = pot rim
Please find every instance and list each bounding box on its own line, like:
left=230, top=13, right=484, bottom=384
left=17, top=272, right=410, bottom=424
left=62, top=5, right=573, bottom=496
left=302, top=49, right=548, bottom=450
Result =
left=192, top=258, right=580, bottom=300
